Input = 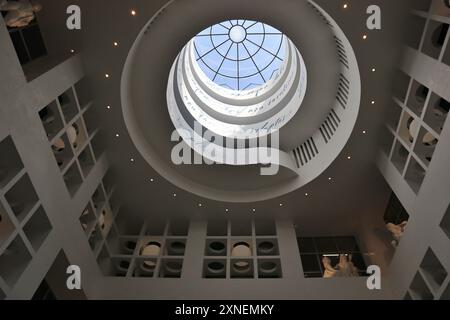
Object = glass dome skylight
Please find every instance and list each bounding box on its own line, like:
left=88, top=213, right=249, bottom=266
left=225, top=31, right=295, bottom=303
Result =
left=193, top=20, right=285, bottom=91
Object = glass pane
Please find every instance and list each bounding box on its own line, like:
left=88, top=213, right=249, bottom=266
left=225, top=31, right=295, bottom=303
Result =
left=193, top=20, right=285, bottom=91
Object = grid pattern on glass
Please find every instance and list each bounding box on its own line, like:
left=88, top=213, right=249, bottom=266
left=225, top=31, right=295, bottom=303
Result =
left=194, top=20, right=285, bottom=91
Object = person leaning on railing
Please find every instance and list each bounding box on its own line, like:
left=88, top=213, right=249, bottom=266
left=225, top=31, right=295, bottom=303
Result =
left=322, top=254, right=359, bottom=278
left=0, top=0, right=42, bottom=28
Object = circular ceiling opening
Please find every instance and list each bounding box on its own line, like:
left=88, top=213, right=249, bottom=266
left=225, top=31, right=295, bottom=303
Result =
left=121, top=0, right=361, bottom=202
left=194, top=20, right=286, bottom=91
left=166, top=19, right=308, bottom=166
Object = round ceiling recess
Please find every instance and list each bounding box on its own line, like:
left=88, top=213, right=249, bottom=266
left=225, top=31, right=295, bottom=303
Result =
left=121, top=0, right=361, bottom=202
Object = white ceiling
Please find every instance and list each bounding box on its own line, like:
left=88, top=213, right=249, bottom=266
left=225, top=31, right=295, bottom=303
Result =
left=37, top=0, right=413, bottom=236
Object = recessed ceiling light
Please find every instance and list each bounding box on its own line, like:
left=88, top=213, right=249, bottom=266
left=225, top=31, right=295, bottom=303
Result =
left=225, top=208, right=229, bottom=212
left=173, top=193, right=177, bottom=197
left=113, top=42, right=119, bottom=46
left=363, top=130, right=367, bottom=134
left=130, top=158, right=135, bottom=162
left=347, top=156, right=352, bottom=160
left=371, top=100, right=375, bottom=105
left=150, top=178, right=154, bottom=182
left=106, top=105, right=111, bottom=109
left=328, top=177, right=332, bottom=181
left=279, top=203, right=283, bottom=207
left=105, top=74, right=110, bottom=78
left=343, top=4, right=348, bottom=9
left=305, top=193, right=309, bottom=196
left=198, top=203, right=203, bottom=207
left=363, top=34, right=368, bottom=40
left=131, top=9, right=137, bottom=16
left=252, top=208, right=256, bottom=212
left=371, top=68, right=376, bottom=72
left=70, top=49, right=75, bottom=53
left=115, top=133, right=120, bottom=137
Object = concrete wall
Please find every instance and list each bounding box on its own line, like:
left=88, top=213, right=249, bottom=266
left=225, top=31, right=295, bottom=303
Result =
left=0, top=15, right=108, bottom=299
left=373, top=0, right=450, bottom=300
left=92, top=220, right=391, bottom=300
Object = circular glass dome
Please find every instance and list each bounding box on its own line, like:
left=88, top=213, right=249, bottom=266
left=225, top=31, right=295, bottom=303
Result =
left=194, top=20, right=285, bottom=91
